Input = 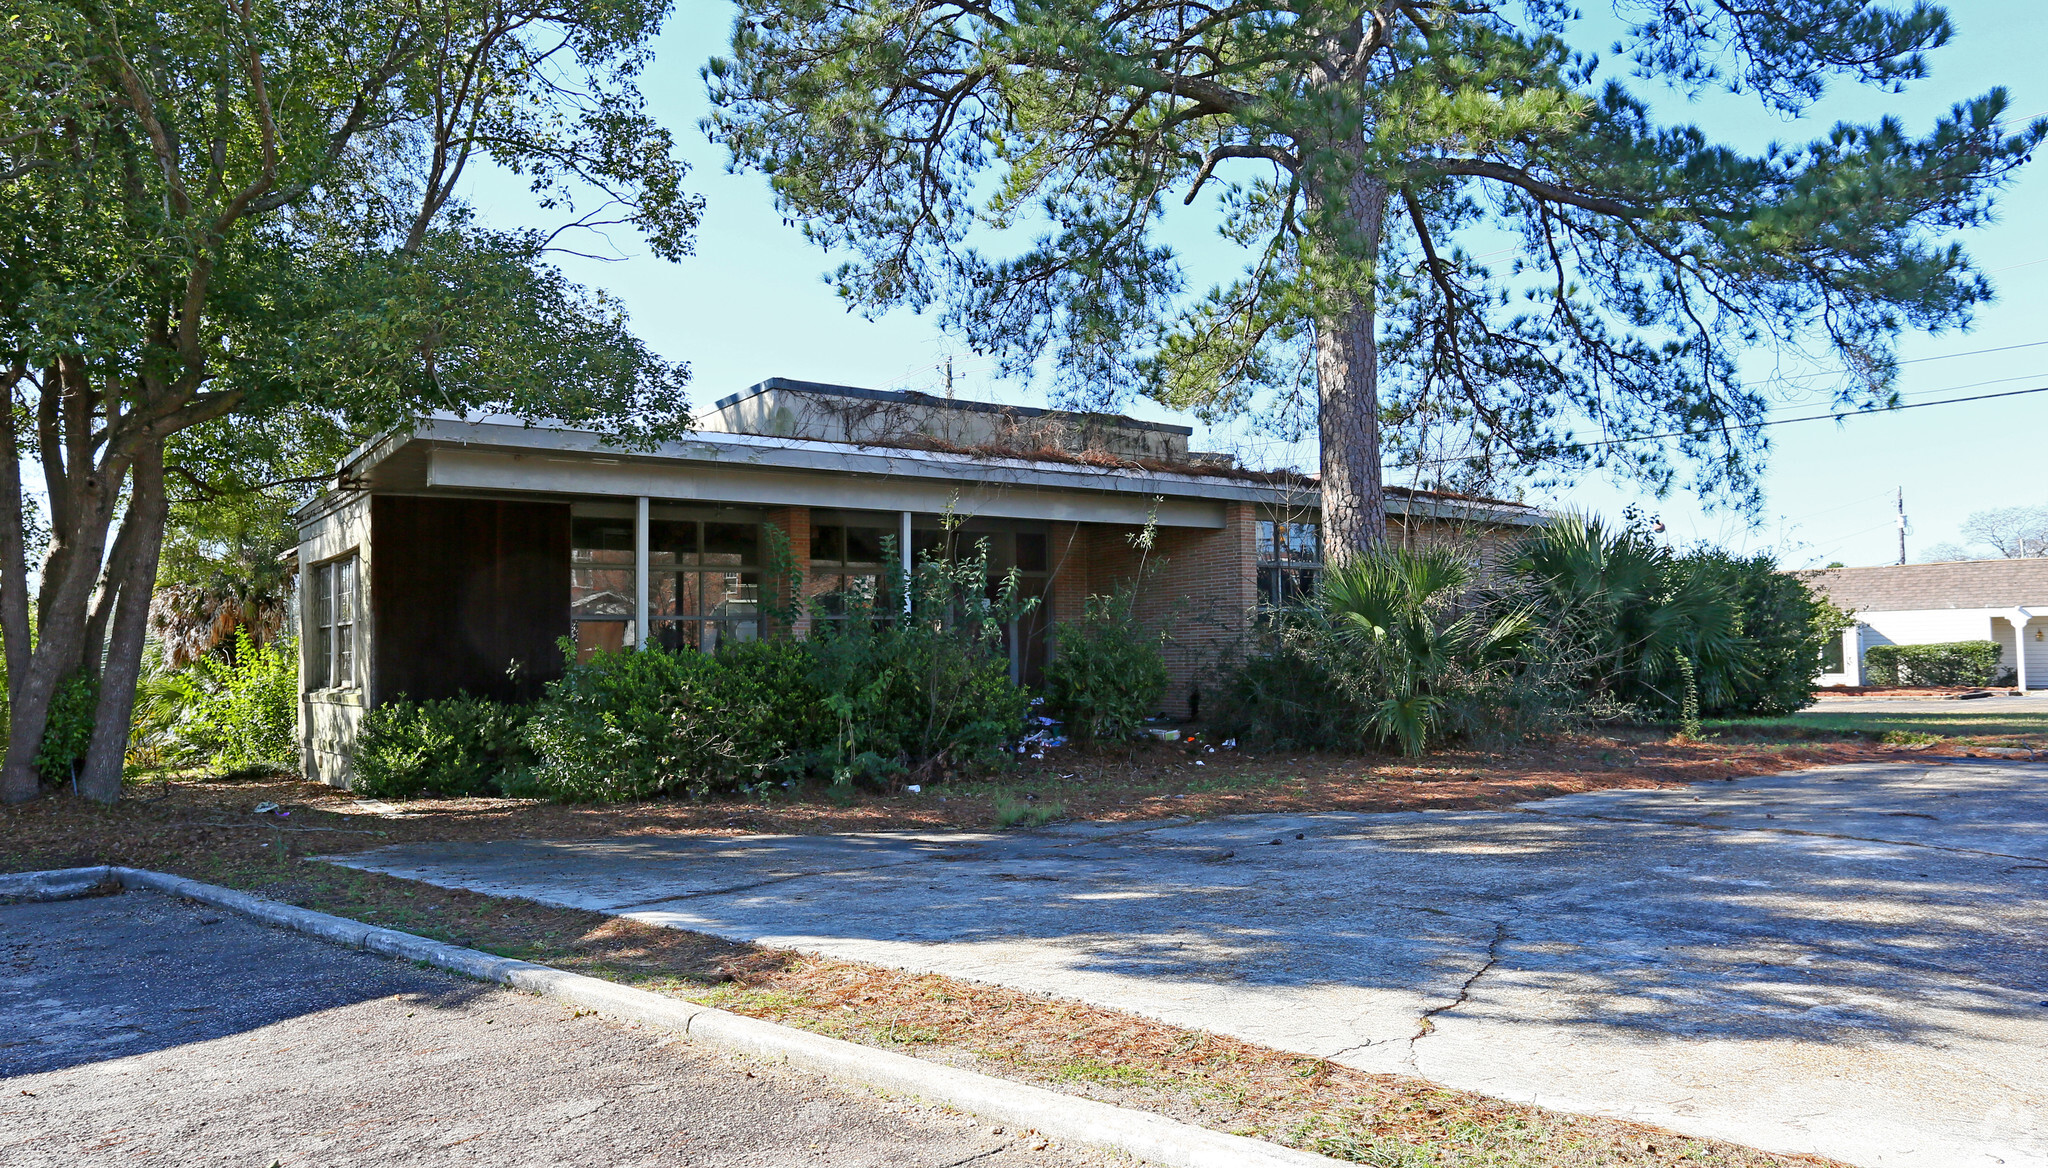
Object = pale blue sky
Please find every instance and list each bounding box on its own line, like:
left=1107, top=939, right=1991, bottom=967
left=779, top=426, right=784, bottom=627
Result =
left=465, top=0, right=2048, bottom=569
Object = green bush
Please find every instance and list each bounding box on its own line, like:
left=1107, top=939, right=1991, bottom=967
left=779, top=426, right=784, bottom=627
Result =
left=177, top=630, right=299, bottom=770
left=1511, top=514, right=1843, bottom=720
left=1039, top=587, right=1168, bottom=744
left=353, top=694, right=534, bottom=797
left=34, top=671, right=99, bottom=782
left=1214, top=548, right=1558, bottom=756
left=1862, top=641, right=2003, bottom=688
left=524, top=640, right=803, bottom=802
left=511, top=534, right=1035, bottom=803
left=806, top=544, right=1032, bottom=781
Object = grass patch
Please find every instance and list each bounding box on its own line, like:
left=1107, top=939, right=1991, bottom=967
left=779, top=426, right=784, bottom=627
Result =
left=992, top=791, right=1065, bottom=828
left=1708, top=706, right=2048, bottom=747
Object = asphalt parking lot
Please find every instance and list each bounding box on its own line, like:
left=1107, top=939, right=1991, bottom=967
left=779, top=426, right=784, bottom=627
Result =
left=333, top=760, right=2048, bottom=1168
left=0, top=891, right=1122, bottom=1167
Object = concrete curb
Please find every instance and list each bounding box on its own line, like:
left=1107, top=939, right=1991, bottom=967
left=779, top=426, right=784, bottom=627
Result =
left=10, top=867, right=1342, bottom=1168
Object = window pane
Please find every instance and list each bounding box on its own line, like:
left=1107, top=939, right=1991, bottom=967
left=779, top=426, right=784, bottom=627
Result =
left=650, top=570, right=700, bottom=618
left=575, top=619, right=631, bottom=659
left=650, top=619, right=701, bottom=653
left=810, top=524, right=843, bottom=565
left=843, top=526, right=884, bottom=567
left=1014, top=532, right=1049, bottom=574
left=1257, top=521, right=1277, bottom=563
left=1285, top=523, right=1320, bottom=562
left=335, top=621, right=353, bottom=687
left=703, top=571, right=760, bottom=620
left=335, top=558, right=356, bottom=625
left=648, top=519, right=697, bottom=566
left=572, top=518, right=635, bottom=565
left=910, top=528, right=944, bottom=562
left=572, top=568, right=635, bottom=618
left=702, top=522, right=758, bottom=566
left=312, top=564, right=333, bottom=688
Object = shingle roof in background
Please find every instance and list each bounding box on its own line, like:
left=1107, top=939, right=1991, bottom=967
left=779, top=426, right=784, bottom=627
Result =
left=1799, top=559, right=2048, bottom=612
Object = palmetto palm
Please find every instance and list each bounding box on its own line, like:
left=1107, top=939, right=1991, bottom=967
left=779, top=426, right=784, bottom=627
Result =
left=1511, top=514, right=1749, bottom=715
left=1320, top=548, right=1532, bottom=756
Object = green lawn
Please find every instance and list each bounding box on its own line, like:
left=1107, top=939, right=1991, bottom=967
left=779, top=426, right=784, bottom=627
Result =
left=1709, top=706, right=2048, bottom=746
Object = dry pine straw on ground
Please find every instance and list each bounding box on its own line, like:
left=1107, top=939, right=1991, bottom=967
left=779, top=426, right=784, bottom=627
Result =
left=0, top=741, right=1875, bottom=1167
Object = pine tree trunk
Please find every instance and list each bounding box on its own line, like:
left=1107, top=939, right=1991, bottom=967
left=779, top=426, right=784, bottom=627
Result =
left=79, top=443, right=168, bottom=803
left=1310, top=172, right=1390, bottom=564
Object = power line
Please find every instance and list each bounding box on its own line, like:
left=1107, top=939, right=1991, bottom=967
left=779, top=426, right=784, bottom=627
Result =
left=1391, top=380, right=2048, bottom=470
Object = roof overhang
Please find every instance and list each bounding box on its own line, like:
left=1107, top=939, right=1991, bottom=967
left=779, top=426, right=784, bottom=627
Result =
left=297, top=418, right=1547, bottom=531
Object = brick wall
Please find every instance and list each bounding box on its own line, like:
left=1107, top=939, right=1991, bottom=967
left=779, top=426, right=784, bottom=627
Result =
left=762, top=506, right=811, bottom=637
left=1075, top=504, right=1259, bottom=720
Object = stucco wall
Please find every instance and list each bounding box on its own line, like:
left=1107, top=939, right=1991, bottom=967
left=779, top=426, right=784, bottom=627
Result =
left=297, top=493, right=371, bottom=787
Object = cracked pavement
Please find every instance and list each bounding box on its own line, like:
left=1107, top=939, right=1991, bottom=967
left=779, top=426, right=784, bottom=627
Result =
left=327, top=761, right=2048, bottom=1167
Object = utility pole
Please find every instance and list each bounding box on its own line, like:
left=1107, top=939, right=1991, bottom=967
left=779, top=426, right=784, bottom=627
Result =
left=1896, top=487, right=1907, bottom=565
left=943, top=355, right=955, bottom=400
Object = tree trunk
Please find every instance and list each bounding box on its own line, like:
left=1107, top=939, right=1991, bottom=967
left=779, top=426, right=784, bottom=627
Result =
left=0, top=369, right=31, bottom=711
left=0, top=414, right=128, bottom=804
left=1310, top=171, right=1390, bottom=564
left=79, top=443, right=168, bottom=803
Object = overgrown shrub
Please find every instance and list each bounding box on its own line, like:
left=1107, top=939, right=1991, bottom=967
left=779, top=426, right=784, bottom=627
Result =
left=1214, top=549, right=1559, bottom=756
left=524, top=639, right=821, bottom=802
left=353, top=695, right=534, bottom=797
left=34, top=671, right=99, bottom=782
left=806, top=541, right=1032, bottom=781
left=1863, top=641, right=2003, bottom=687
left=1668, top=550, right=1848, bottom=716
left=1511, top=514, right=1841, bottom=720
left=1039, top=587, right=1168, bottom=744
left=177, top=630, right=299, bottom=770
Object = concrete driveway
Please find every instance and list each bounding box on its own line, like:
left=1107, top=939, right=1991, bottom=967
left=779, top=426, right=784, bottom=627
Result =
left=327, top=761, right=2048, bottom=1168
left=1, top=892, right=1116, bottom=1167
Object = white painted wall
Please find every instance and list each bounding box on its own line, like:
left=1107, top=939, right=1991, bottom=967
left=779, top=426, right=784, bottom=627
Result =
left=2024, top=617, right=2048, bottom=688
left=1822, top=608, right=2019, bottom=689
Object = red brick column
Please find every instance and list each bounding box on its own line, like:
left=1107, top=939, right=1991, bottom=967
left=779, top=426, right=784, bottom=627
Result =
left=1046, top=521, right=1090, bottom=631
left=762, top=506, right=812, bottom=638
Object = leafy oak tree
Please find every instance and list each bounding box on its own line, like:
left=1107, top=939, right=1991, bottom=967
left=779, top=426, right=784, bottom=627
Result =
left=706, top=0, right=2040, bottom=555
left=0, top=0, right=701, bottom=803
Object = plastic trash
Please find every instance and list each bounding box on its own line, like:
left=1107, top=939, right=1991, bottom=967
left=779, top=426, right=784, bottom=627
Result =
left=251, top=801, right=279, bottom=815
left=906, top=784, right=922, bottom=794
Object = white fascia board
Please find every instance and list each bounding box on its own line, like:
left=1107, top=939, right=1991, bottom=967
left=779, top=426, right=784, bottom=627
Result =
left=343, top=417, right=1546, bottom=527
left=426, top=446, right=1227, bottom=528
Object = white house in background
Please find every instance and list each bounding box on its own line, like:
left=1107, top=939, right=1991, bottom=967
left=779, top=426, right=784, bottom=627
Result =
left=1802, top=559, right=2048, bottom=689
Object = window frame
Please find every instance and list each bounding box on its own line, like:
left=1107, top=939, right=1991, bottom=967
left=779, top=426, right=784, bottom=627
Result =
left=307, top=552, right=359, bottom=692
left=1255, top=517, right=1322, bottom=610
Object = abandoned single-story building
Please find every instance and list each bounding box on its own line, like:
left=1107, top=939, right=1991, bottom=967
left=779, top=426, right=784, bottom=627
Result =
left=293, top=379, right=1546, bottom=785
left=1803, top=558, right=2048, bottom=688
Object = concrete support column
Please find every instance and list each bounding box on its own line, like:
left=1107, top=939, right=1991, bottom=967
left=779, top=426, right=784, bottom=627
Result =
left=900, top=511, right=914, bottom=613
left=634, top=496, right=650, bottom=649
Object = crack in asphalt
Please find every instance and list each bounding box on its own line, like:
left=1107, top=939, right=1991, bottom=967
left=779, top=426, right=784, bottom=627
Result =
left=1405, top=919, right=1510, bottom=1070
left=1513, top=808, right=2048, bottom=864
